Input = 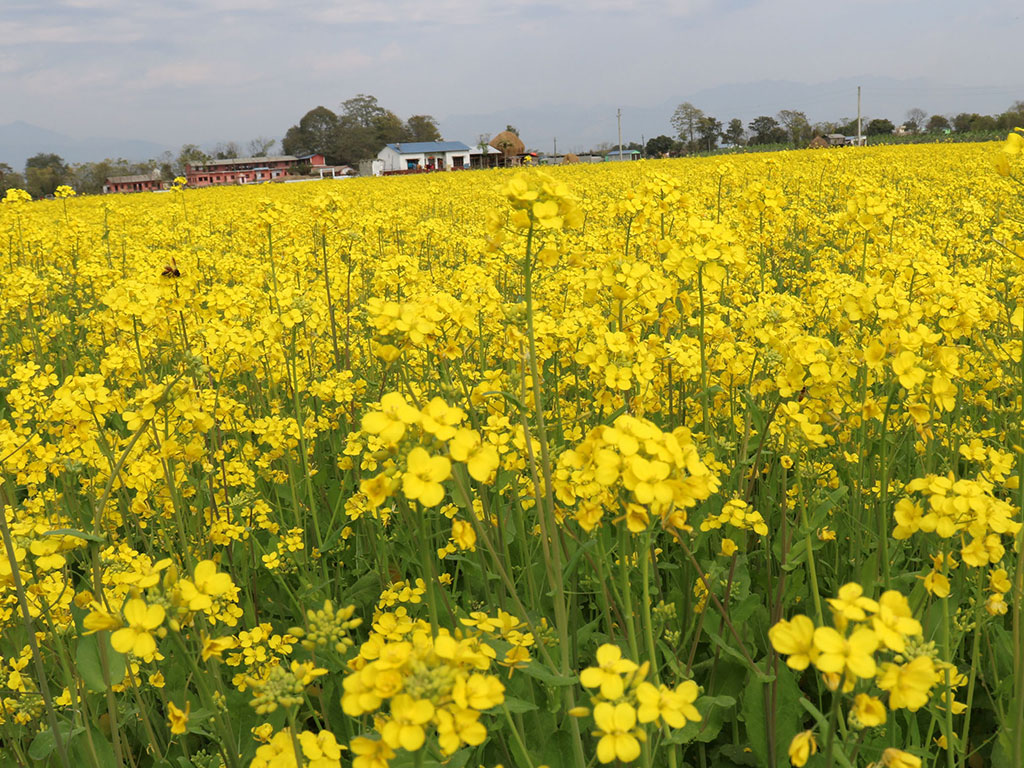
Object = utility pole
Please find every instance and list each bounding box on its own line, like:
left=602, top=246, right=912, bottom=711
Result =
left=857, top=86, right=862, bottom=146
left=553, top=137, right=557, bottom=157
left=617, top=108, right=623, bottom=162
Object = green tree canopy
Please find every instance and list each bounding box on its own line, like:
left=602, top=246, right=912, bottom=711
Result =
left=24, top=153, right=68, bottom=198
left=696, top=115, right=723, bottom=151
left=335, top=94, right=409, bottom=163
left=748, top=116, right=787, bottom=145
left=175, top=144, right=210, bottom=175
left=865, top=118, right=895, bottom=136
left=282, top=106, right=342, bottom=162
left=777, top=109, right=812, bottom=147
left=0, top=163, right=26, bottom=196
left=644, top=135, right=676, bottom=157
left=405, top=115, right=442, bottom=143
left=723, top=118, right=745, bottom=146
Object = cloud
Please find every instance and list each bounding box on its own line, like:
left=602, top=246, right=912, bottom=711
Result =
left=308, top=0, right=712, bottom=25
left=131, top=62, right=224, bottom=89
left=0, top=17, right=146, bottom=44
left=305, top=43, right=404, bottom=75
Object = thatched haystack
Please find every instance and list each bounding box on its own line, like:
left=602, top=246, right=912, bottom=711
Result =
left=563, top=153, right=580, bottom=164
left=490, top=130, right=525, bottom=158
left=808, top=135, right=829, bottom=149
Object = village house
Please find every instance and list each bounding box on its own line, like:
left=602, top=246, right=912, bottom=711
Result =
left=185, top=154, right=326, bottom=187
left=469, top=144, right=502, bottom=169
left=104, top=172, right=167, bottom=194
left=377, top=141, right=472, bottom=173
left=605, top=149, right=641, bottom=162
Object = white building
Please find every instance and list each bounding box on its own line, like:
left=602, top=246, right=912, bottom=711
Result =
left=377, top=141, right=473, bottom=173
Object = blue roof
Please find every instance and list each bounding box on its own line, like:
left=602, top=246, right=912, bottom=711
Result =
left=385, top=141, right=470, bottom=154
left=606, top=149, right=640, bottom=156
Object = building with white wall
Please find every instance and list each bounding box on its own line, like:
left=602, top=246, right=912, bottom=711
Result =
left=377, top=141, right=473, bottom=173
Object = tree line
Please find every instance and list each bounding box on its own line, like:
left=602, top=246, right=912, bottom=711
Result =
left=4, top=94, right=1022, bottom=197
left=0, top=137, right=280, bottom=198
left=640, top=100, right=1024, bottom=157
left=0, top=94, right=442, bottom=197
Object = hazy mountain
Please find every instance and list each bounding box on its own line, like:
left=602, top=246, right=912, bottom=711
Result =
left=4, top=75, right=1019, bottom=168
left=0, top=121, right=170, bottom=169
left=439, top=76, right=1023, bottom=152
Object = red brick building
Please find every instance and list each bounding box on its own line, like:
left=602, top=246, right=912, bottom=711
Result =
left=185, top=154, right=326, bottom=187
left=104, top=172, right=167, bottom=194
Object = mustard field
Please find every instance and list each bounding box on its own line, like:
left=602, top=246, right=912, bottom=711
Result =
left=2, top=135, right=1024, bottom=768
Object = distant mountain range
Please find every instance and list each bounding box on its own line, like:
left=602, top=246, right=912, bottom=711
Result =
left=3, top=77, right=1020, bottom=168
left=0, top=121, right=170, bottom=169
left=438, top=76, right=1023, bottom=153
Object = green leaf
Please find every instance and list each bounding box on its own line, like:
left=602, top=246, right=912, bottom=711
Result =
left=69, top=724, right=116, bottom=766
left=741, top=663, right=803, bottom=767
left=29, top=722, right=82, bottom=761
left=706, top=630, right=774, bottom=683
left=41, top=528, right=106, bottom=544
left=801, top=485, right=847, bottom=534
left=76, top=632, right=126, bottom=692
left=518, top=661, right=578, bottom=686
left=503, top=696, right=539, bottom=714
left=664, top=694, right=736, bottom=744
left=739, top=390, right=766, bottom=434
left=600, top=403, right=629, bottom=426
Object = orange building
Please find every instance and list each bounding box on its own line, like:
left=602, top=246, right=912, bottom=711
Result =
left=104, top=172, right=167, bottom=194
left=185, top=154, right=326, bottom=187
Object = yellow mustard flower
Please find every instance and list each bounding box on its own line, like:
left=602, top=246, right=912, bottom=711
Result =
left=580, top=644, right=638, bottom=700
left=167, top=700, right=189, bottom=735
left=402, top=447, right=451, bottom=507
left=787, top=730, right=817, bottom=767
left=593, top=701, right=643, bottom=763
left=111, top=599, right=165, bottom=659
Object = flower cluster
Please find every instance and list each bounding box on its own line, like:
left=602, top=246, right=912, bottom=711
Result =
left=342, top=624, right=506, bottom=758
left=573, top=644, right=701, bottom=763
left=555, top=414, right=720, bottom=533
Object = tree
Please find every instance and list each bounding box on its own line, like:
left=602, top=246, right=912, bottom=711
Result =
left=405, top=115, right=441, bottom=142
left=335, top=94, right=408, bottom=163
left=213, top=141, right=241, bottom=159
left=777, top=110, right=811, bottom=147
left=748, top=115, right=786, bottom=145
left=0, top=163, right=26, bottom=195
left=645, top=135, right=675, bottom=157
left=282, top=106, right=341, bottom=161
left=176, top=144, right=210, bottom=175
left=156, top=150, right=175, bottom=181
left=972, top=114, right=998, bottom=132
left=952, top=113, right=978, bottom=133
left=671, top=102, right=704, bottom=150
left=248, top=137, right=277, bottom=157
left=505, top=125, right=520, bottom=136
left=837, top=118, right=861, bottom=136
left=723, top=118, right=745, bottom=147
left=69, top=158, right=155, bottom=195
left=926, top=115, right=950, bottom=133
left=997, top=106, right=1024, bottom=131
left=905, top=108, right=927, bottom=133
left=865, top=118, right=895, bottom=136
left=696, top=115, right=723, bottom=152
left=24, top=153, right=68, bottom=198
left=25, top=153, right=67, bottom=174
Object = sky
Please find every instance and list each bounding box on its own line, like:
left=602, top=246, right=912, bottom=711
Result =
left=2, top=0, right=1023, bottom=154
